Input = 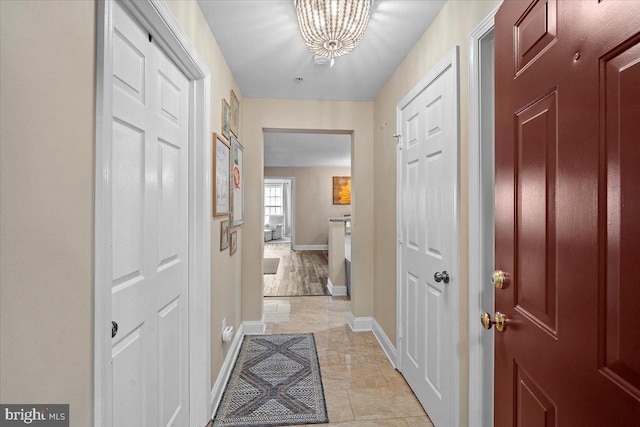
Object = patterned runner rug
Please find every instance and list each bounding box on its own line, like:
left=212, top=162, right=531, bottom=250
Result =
left=213, top=333, right=328, bottom=427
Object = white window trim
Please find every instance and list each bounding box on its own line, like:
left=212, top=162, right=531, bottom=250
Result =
left=264, top=183, right=284, bottom=219
left=264, top=177, right=296, bottom=245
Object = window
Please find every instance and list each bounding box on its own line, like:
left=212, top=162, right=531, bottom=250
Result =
left=264, top=184, right=283, bottom=223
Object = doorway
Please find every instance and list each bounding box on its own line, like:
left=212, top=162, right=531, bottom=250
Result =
left=468, top=5, right=498, bottom=425
left=262, top=129, right=352, bottom=299
left=263, top=130, right=351, bottom=247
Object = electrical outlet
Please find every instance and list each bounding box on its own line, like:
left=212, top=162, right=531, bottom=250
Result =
left=222, top=318, right=226, bottom=333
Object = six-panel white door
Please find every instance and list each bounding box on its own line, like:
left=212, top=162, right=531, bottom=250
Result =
left=399, top=58, right=458, bottom=427
left=110, top=3, right=190, bottom=426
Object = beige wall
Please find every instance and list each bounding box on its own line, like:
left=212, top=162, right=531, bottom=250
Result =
left=244, top=99, right=374, bottom=321
left=372, top=1, right=501, bottom=425
left=264, top=167, right=351, bottom=246
left=165, top=0, right=244, bottom=389
left=0, top=1, right=96, bottom=424
left=0, top=0, right=244, bottom=420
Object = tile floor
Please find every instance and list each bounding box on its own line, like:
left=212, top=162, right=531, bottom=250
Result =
left=264, top=296, right=434, bottom=427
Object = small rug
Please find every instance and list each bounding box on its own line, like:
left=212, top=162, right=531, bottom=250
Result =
left=213, top=334, right=328, bottom=427
left=263, top=258, right=280, bottom=275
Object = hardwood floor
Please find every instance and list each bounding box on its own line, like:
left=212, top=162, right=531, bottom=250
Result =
left=263, top=242, right=329, bottom=297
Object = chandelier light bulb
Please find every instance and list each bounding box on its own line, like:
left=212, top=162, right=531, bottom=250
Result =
left=295, top=0, right=372, bottom=62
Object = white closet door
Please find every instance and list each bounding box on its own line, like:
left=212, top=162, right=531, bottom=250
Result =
left=400, top=59, right=458, bottom=427
left=110, top=2, right=190, bottom=426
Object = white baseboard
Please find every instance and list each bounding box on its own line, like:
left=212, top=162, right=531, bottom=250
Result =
left=327, top=278, right=347, bottom=296
left=372, top=318, right=397, bottom=368
left=210, top=323, right=245, bottom=418
left=243, top=315, right=266, bottom=335
left=347, top=311, right=373, bottom=332
left=292, top=244, right=329, bottom=251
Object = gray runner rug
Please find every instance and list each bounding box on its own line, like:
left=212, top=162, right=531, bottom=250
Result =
left=263, top=257, right=280, bottom=275
left=212, top=333, right=328, bottom=427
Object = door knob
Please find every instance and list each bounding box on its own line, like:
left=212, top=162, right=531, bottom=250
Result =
left=112, top=321, right=118, bottom=339
left=481, top=312, right=506, bottom=331
left=434, top=271, right=450, bottom=284
left=491, top=270, right=507, bottom=289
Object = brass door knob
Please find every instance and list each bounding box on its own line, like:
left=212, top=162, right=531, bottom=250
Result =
left=491, top=270, right=507, bottom=289
left=481, top=312, right=506, bottom=331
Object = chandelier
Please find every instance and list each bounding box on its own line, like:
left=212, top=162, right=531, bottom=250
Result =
left=295, top=0, right=372, bottom=66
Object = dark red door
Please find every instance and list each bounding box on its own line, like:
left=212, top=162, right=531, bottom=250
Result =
left=494, top=0, right=640, bottom=425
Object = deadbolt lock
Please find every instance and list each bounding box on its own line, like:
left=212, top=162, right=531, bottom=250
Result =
left=491, top=270, right=507, bottom=289
left=481, top=312, right=506, bottom=332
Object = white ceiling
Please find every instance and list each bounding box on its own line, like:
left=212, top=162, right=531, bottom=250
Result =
left=197, top=0, right=446, bottom=102
left=264, top=132, right=351, bottom=168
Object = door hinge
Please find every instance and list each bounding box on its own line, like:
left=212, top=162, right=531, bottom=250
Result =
left=398, top=229, right=403, bottom=245
left=398, top=325, right=403, bottom=339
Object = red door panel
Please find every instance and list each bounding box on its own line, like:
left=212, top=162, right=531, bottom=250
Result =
left=515, top=91, right=558, bottom=337
left=495, top=0, right=640, bottom=425
left=515, top=364, right=556, bottom=427
left=601, top=35, right=640, bottom=401
left=514, top=0, right=557, bottom=74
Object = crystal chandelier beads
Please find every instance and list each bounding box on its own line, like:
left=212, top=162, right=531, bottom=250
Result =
left=295, top=0, right=372, bottom=60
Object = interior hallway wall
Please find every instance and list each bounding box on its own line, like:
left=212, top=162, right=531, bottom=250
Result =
left=265, top=167, right=351, bottom=246
left=372, top=1, right=501, bottom=425
left=0, top=1, right=95, bottom=424
left=166, top=0, right=245, bottom=391
left=0, top=0, right=245, bottom=422
left=244, top=99, right=374, bottom=323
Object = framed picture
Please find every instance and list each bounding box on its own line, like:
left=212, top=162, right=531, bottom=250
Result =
left=220, top=219, right=230, bottom=250
left=230, top=89, right=239, bottom=137
left=221, top=99, right=231, bottom=140
left=230, top=136, right=244, bottom=227
left=333, top=176, right=351, bottom=205
left=213, top=133, right=231, bottom=216
left=230, top=230, right=238, bottom=255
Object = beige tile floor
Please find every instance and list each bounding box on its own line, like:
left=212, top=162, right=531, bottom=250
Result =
left=264, top=296, right=434, bottom=427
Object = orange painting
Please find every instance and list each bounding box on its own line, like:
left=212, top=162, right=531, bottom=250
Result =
left=333, top=176, right=351, bottom=205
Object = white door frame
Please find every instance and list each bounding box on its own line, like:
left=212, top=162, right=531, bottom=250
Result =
left=94, top=1, right=211, bottom=426
left=468, top=4, right=500, bottom=426
left=263, top=177, right=296, bottom=246
left=395, top=46, right=461, bottom=427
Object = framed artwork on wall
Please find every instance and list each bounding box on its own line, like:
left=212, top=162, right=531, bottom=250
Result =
left=230, top=89, right=239, bottom=137
left=213, top=133, right=231, bottom=216
left=230, top=136, right=244, bottom=227
left=220, top=219, right=230, bottom=250
left=333, top=176, right=351, bottom=205
left=221, top=99, right=231, bottom=140
left=230, top=230, right=238, bottom=255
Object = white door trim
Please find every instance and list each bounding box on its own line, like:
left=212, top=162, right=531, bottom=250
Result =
left=94, top=1, right=211, bottom=426
left=395, top=106, right=403, bottom=370
left=468, top=4, right=500, bottom=426
left=395, top=46, right=461, bottom=427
